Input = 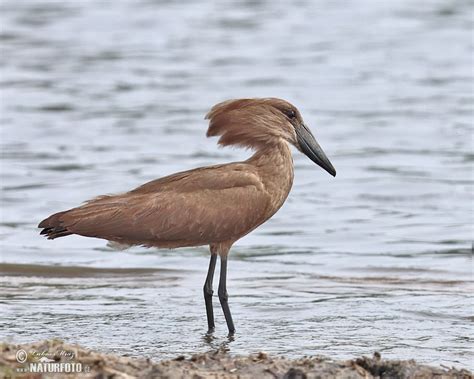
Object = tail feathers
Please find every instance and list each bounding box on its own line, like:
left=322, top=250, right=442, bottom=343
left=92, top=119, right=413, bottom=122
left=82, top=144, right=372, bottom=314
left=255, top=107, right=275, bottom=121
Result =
left=38, top=211, right=72, bottom=239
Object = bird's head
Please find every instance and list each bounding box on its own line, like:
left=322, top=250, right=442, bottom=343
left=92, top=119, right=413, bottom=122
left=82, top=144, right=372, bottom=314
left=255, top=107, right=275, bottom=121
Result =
left=205, top=98, right=336, bottom=177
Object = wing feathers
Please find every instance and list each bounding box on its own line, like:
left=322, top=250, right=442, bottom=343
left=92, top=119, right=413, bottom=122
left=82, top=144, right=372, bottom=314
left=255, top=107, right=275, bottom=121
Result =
left=39, top=165, right=271, bottom=247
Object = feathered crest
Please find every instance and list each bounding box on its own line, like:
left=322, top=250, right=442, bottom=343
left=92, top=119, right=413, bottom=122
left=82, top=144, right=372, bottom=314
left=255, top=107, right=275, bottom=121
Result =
left=205, top=98, right=294, bottom=149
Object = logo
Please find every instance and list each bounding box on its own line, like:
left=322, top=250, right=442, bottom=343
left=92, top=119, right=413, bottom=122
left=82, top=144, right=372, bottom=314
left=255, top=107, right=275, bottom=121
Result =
left=15, top=349, right=28, bottom=363
left=15, top=349, right=89, bottom=374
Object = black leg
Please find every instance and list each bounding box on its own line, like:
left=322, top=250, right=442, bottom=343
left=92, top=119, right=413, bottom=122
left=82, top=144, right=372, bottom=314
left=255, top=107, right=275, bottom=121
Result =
left=218, top=256, right=235, bottom=335
left=203, top=254, right=217, bottom=332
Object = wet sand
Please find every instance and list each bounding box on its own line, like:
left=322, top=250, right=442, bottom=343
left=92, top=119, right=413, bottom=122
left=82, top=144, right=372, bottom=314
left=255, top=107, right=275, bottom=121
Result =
left=1, top=340, right=471, bottom=379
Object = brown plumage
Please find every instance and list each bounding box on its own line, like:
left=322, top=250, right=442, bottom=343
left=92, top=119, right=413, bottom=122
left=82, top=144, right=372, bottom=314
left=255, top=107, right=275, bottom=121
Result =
left=39, top=98, right=336, bottom=334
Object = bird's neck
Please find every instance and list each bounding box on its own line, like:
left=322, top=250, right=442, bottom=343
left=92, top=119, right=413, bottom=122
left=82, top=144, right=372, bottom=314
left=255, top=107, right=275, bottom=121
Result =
left=247, top=141, right=294, bottom=208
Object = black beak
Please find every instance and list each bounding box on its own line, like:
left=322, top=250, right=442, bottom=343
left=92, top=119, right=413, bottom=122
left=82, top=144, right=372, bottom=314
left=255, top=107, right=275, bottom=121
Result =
left=296, top=124, right=336, bottom=177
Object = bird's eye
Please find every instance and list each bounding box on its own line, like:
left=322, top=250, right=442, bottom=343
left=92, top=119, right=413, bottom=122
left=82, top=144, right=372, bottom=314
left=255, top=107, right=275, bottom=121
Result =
left=285, top=110, right=296, bottom=119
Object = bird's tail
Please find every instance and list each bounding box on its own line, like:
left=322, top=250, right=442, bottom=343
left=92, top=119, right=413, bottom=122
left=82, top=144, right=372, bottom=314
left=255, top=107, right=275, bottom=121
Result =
left=38, top=211, right=72, bottom=239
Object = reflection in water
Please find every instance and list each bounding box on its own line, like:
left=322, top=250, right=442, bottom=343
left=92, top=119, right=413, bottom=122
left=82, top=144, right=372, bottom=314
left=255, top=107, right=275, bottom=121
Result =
left=203, top=331, right=235, bottom=351
left=0, top=0, right=472, bottom=370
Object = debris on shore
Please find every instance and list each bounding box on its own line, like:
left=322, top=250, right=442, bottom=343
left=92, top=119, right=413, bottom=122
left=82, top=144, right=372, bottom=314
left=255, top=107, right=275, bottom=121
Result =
left=0, top=339, right=471, bottom=379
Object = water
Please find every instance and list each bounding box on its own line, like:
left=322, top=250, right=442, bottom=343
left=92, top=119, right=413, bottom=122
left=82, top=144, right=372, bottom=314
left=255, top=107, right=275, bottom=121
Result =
left=0, top=0, right=472, bottom=370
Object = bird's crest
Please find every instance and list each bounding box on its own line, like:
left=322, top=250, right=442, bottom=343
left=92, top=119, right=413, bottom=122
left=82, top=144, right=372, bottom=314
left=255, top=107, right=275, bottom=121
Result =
left=205, top=98, right=291, bottom=150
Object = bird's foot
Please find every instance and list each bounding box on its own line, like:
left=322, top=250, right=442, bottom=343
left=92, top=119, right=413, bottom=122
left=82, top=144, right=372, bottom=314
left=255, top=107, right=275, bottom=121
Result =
left=206, top=327, right=215, bottom=334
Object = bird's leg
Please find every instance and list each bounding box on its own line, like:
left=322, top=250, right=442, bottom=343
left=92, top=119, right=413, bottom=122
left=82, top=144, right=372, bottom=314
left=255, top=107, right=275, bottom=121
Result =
left=218, top=256, right=235, bottom=335
left=203, top=252, right=217, bottom=332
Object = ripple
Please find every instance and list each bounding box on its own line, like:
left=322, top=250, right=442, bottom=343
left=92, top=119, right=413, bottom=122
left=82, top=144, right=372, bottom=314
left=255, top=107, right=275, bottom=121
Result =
left=40, top=164, right=93, bottom=172
left=0, top=263, right=184, bottom=278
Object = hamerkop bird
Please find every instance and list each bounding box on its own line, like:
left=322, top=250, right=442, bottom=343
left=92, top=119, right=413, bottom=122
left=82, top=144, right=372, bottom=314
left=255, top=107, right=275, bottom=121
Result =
left=39, top=98, right=336, bottom=334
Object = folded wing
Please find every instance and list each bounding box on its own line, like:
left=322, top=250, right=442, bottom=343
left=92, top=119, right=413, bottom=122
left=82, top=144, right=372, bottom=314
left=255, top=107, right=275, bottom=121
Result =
left=39, top=164, right=271, bottom=247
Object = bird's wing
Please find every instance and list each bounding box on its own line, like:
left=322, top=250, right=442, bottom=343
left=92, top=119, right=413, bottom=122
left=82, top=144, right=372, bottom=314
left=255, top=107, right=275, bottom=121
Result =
left=56, top=167, right=272, bottom=246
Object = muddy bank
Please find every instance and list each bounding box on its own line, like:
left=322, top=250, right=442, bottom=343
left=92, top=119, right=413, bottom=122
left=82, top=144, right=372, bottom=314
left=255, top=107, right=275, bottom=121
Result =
left=0, top=340, right=471, bottom=379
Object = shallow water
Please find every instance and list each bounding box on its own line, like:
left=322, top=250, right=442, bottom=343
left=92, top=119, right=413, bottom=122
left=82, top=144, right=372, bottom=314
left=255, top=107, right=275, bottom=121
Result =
left=0, top=0, right=473, bottom=370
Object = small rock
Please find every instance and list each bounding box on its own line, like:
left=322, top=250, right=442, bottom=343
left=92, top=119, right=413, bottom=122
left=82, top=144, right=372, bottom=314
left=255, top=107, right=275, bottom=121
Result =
left=283, top=367, right=307, bottom=379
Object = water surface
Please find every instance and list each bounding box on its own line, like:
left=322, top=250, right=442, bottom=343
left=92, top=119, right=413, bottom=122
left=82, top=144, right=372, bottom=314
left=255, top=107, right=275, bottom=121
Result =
left=0, top=0, right=472, bottom=369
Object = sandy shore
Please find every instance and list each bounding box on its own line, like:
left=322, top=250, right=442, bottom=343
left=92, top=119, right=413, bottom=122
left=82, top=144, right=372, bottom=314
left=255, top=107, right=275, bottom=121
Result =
left=0, top=340, right=471, bottom=379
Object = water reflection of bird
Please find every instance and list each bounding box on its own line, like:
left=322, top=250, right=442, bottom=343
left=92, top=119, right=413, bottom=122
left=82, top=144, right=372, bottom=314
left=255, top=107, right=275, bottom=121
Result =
left=39, top=98, right=336, bottom=334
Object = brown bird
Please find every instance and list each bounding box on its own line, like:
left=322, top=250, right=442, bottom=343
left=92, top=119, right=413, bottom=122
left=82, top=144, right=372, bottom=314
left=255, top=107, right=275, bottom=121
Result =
left=39, top=98, right=336, bottom=334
